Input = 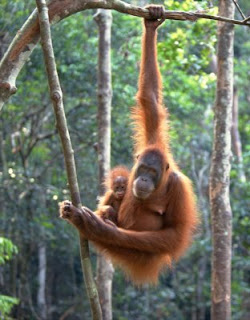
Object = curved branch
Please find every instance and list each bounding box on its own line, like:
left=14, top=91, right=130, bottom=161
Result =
left=35, top=0, right=102, bottom=318
left=0, top=0, right=249, bottom=110
left=193, top=12, right=249, bottom=26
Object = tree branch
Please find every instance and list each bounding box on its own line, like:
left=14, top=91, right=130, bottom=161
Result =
left=231, top=0, right=246, bottom=20
left=243, top=16, right=250, bottom=23
left=35, top=0, right=102, bottom=319
left=0, top=0, right=249, bottom=110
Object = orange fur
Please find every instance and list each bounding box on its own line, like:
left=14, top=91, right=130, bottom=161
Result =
left=96, top=166, right=130, bottom=223
left=94, top=21, right=199, bottom=283
left=104, top=166, right=130, bottom=190
left=60, top=8, right=199, bottom=285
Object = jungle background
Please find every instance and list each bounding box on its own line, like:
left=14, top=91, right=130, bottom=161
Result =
left=0, top=0, right=249, bottom=319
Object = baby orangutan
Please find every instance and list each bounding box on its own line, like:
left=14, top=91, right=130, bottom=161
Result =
left=96, top=166, right=130, bottom=225
left=60, top=5, right=199, bottom=285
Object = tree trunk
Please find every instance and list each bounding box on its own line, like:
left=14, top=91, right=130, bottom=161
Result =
left=209, top=1, right=235, bottom=319
left=94, top=9, right=114, bottom=320
left=37, top=243, right=47, bottom=320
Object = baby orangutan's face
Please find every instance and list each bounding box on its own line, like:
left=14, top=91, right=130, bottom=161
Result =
left=113, top=176, right=127, bottom=200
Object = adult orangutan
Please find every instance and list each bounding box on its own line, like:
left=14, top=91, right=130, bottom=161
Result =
left=60, top=5, right=199, bottom=285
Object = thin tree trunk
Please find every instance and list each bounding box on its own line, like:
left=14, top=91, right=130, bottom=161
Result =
left=94, top=9, right=114, bottom=320
left=17, top=254, right=29, bottom=319
left=196, top=256, right=207, bottom=320
left=37, top=243, right=47, bottom=320
left=231, top=86, right=246, bottom=182
left=209, top=1, right=235, bottom=319
left=35, top=1, right=102, bottom=319
left=210, top=55, right=245, bottom=184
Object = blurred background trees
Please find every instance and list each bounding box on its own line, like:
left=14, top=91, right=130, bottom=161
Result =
left=0, top=0, right=249, bottom=319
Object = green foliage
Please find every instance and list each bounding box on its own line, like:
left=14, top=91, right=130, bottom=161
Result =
left=0, top=0, right=33, bottom=34
left=0, top=295, right=19, bottom=320
left=0, top=238, right=18, bottom=265
left=0, top=238, right=19, bottom=318
left=0, top=0, right=249, bottom=318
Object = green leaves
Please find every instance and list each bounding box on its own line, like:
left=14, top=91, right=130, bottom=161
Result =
left=0, top=0, right=249, bottom=318
left=0, top=295, right=19, bottom=319
left=0, top=237, right=18, bottom=265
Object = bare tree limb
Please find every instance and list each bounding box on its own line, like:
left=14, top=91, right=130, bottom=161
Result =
left=0, top=0, right=249, bottom=110
left=243, top=16, right=250, bottom=23
left=192, top=11, right=249, bottom=25
left=35, top=0, right=102, bottom=319
left=231, top=0, right=246, bottom=20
